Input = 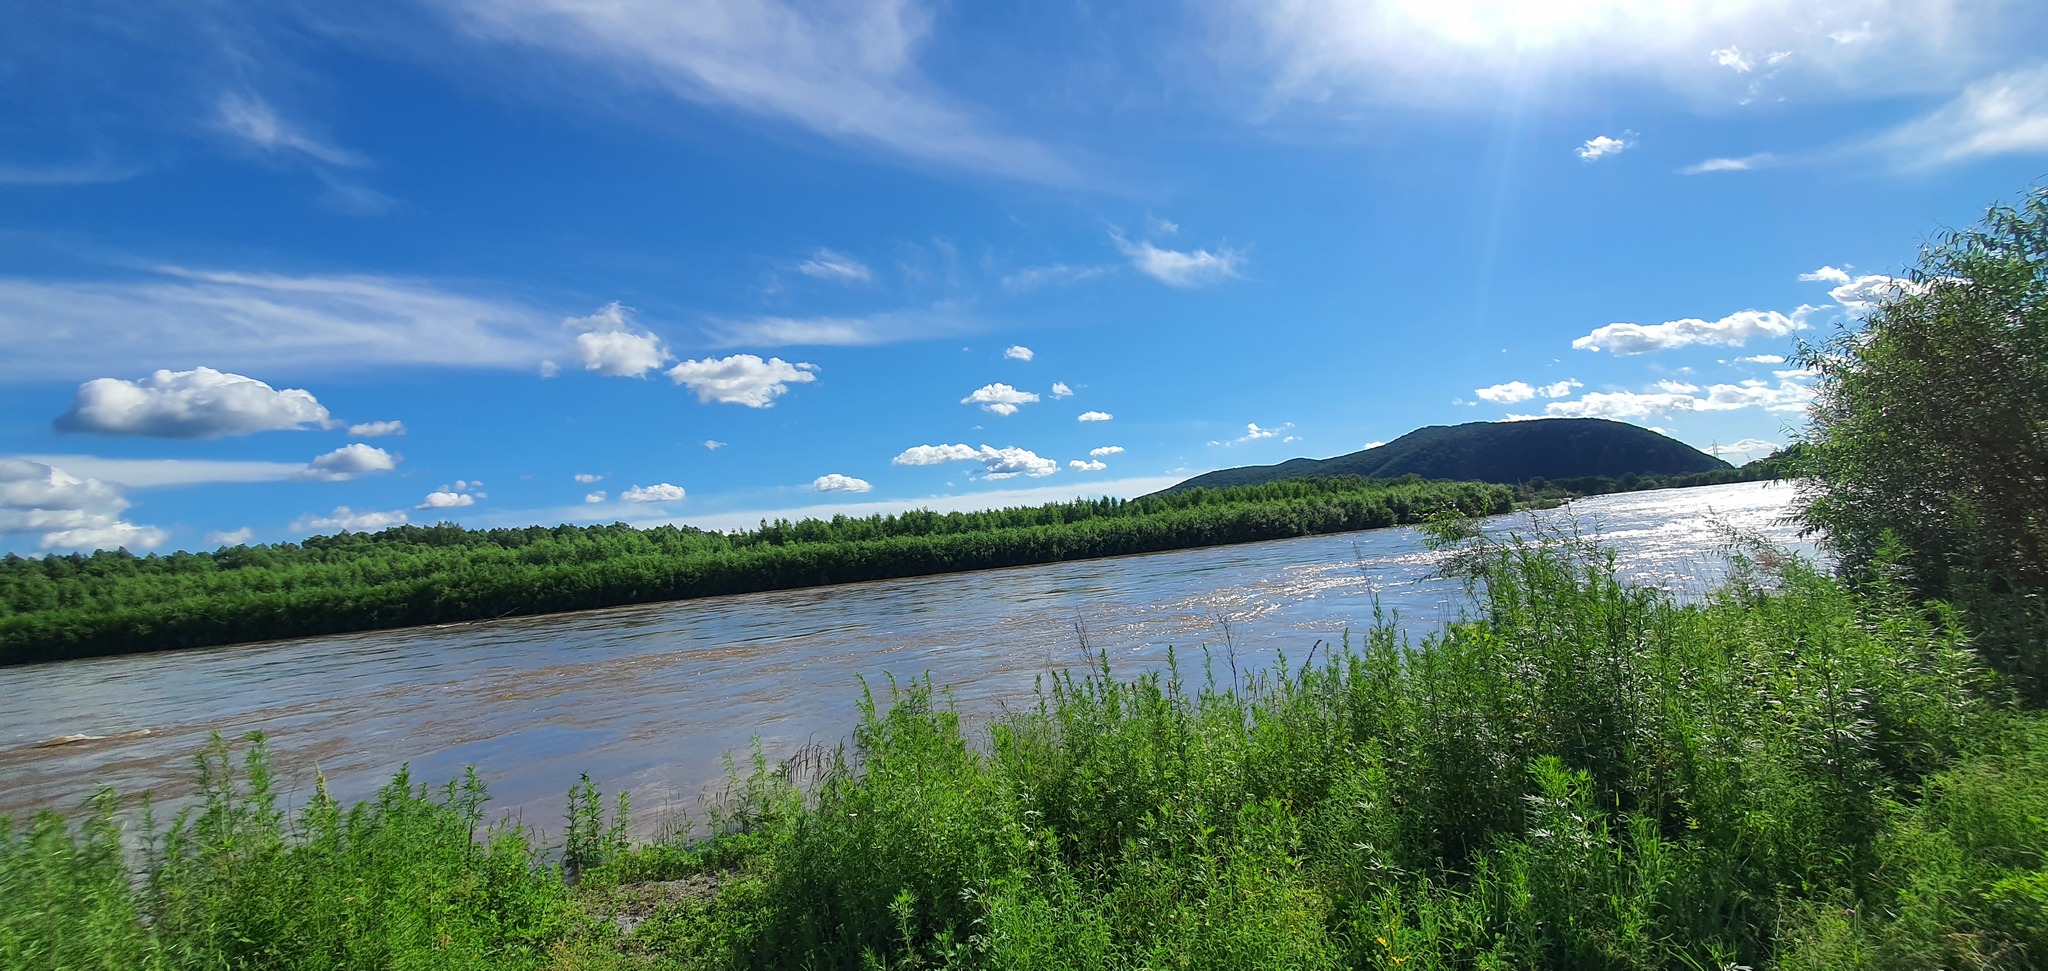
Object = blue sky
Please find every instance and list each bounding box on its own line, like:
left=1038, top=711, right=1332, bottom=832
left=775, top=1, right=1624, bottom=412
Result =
left=4, top=0, right=2046, bottom=555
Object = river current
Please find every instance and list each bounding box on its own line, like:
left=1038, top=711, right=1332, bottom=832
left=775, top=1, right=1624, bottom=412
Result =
left=0, top=481, right=1812, bottom=839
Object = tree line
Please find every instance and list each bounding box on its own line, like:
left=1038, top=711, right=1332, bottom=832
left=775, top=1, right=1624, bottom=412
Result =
left=0, top=476, right=1512, bottom=665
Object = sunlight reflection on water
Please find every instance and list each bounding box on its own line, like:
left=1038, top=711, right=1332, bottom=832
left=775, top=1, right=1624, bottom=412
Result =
left=0, top=481, right=1813, bottom=839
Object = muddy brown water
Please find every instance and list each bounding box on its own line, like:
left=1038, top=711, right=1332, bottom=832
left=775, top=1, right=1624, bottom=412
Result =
left=0, top=482, right=1810, bottom=842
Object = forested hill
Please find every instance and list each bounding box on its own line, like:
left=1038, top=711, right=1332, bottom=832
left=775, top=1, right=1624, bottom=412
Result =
left=1161, top=418, right=1731, bottom=493
left=0, top=476, right=1510, bottom=666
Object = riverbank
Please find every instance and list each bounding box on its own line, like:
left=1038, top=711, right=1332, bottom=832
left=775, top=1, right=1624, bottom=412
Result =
left=1, top=477, right=1514, bottom=667
left=9, top=530, right=2041, bottom=969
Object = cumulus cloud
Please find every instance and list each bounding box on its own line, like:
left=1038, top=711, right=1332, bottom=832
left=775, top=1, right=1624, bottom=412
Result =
left=206, top=527, right=255, bottom=547
left=418, top=491, right=476, bottom=509
left=584, top=491, right=606, bottom=503
left=1543, top=380, right=1815, bottom=418
left=795, top=249, right=872, bottom=284
left=54, top=367, right=332, bottom=439
left=1212, top=422, right=1296, bottom=446
left=574, top=472, right=604, bottom=483
left=1577, top=134, right=1632, bottom=161
left=1801, top=267, right=1923, bottom=316
left=1111, top=232, right=1245, bottom=288
left=703, top=440, right=727, bottom=450
left=621, top=483, right=686, bottom=503
left=1735, top=354, right=1786, bottom=364
left=298, top=443, right=400, bottom=482
left=977, top=446, right=1059, bottom=479
left=1573, top=309, right=1804, bottom=355
left=1873, top=64, right=2048, bottom=169
left=1050, top=381, right=1074, bottom=398
left=569, top=302, right=670, bottom=377
left=813, top=473, right=873, bottom=493
left=0, top=458, right=167, bottom=552
left=962, top=382, right=1039, bottom=416
left=893, top=444, right=982, bottom=466
left=1069, top=459, right=1107, bottom=471
left=668, top=354, right=819, bottom=406
left=1003, top=345, right=1034, bottom=361
left=1475, top=381, right=1537, bottom=404
left=291, top=506, right=408, bottom=533
left=890, top=444, right=1056, bottom=479
left=347, top=419, right=406, bottom=437
left=1076, top=410, right=1113, bottom=422
left=1089, top=445, right=1124, bottom=457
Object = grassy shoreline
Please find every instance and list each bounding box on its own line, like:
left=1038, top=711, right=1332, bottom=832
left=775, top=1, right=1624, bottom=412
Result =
left=9, top=532, right=2045, bottom=969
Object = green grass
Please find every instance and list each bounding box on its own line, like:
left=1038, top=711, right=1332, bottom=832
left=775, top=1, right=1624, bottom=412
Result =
left=8, top=534, right=2048, bottom=969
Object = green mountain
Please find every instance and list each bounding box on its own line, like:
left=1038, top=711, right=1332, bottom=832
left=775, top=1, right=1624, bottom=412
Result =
left=1161, top=418, right=1732, bottom=493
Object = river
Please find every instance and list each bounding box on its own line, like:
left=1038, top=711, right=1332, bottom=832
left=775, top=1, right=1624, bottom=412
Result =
left=0, top=481, right=1811, bottom=840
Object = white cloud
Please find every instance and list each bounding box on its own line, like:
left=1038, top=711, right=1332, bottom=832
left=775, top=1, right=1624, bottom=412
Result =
left=291, top=506, right=409, bottom=533
left=1537, top=379, right=1583, bottom=398
left=1810, top=271, right=1922, bottom=316
left=1214, top=421, right=1294, bottom=446
left=668, top=354, right=819, bottom=407
left=418, top=490, right=477, bottom=509
left=1705, top=438, right=1783, bottom=459
left=568, top=302, right=670, bottom=377
left=1089, top=445, right=1124, bottom=457
left=1112, top=232, right=1245, bottom=288
left=1069, top=459, right=1107, bottom=471
left=1576, top=134, right=1632, bottom=161
left=540, top=360, right=562, bottom=378
left=1655, top=380, right=1701, bottom=393
left=1681, top=152, right=1778, bottom=174
left=1050, top=381, right=1074, bottom=398
left=624, top=475, right=1182, bottom=534
left=1214, top=0, right=2030, bottom=109
left=15, top=455, right=306, bottom=488
left=574, top=472, right=605, bottom=483
left=0, top=458, right=167, bottom=552
left=298, top=443, right=400, bottom=482
left=1001, top=264, right=1111, bottom=293
left=347, top=419, right=406, bottom=437
left=795, top=249, right=872, bottom=284
left=813, top=473, right=873, bottom=493
left=584, top=491, right=607, bottom=503
left=0, top=267, right=559, bottom=380
left=621, top=483, right=686, bottom=503
left=1543, top=380, right=1815, bottom=418
left=1800, top=266, right=1853, bottom=285
left=1711, top=46, right=1755, bottom=73
left=1475, top=381, right=1535, bottom=404
left=704, top=306, right=975, bottom=347
left=893, top=444, right=981, bottom=466
left=214, top=92, right=365, bottom=168
left=206, top=527, right=255, bottom=547
left=1362, top=441, right=1387, bottom=449
left=54, top=367, right=332, bottom=439
left=1736, top=354, right=1786, bottom=364
left=1573, top=308, right=1803, bottom=355
left=1076, top=410, right=1113, bottom=422
left=889, top=443, right=1055, bottom=478
left=962, top=382, right=1039, bottom=416
left=445, top=0, right=1076, bottom=183
left=702, top=440, right=727, bottom=450
left=1003, top=344, right=1034, bottom=361
left=1873, top=64, right=2048, bottom=168
left=977, top=446, right=1058, bottom=479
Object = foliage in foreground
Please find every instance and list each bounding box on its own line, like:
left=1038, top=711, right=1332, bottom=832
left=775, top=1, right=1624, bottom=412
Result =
left=1797, top=184, right=2048, bottom=695
left=12, top=537, right=2048, bottom=969
left=0, top=476, right=1510, bottom=665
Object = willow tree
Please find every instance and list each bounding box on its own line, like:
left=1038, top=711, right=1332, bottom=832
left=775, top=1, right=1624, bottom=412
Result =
left=1797, top=185, right=2048, bottom=691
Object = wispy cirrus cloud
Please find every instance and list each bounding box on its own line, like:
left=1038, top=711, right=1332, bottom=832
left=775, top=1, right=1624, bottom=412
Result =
left=0, top=266, right=560, bottom=380
left=702, top=304, right=978, bottom=347
left=1870, top=63, right=2048, bottom=168
left=443, top=0, right=1078, bottom=184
